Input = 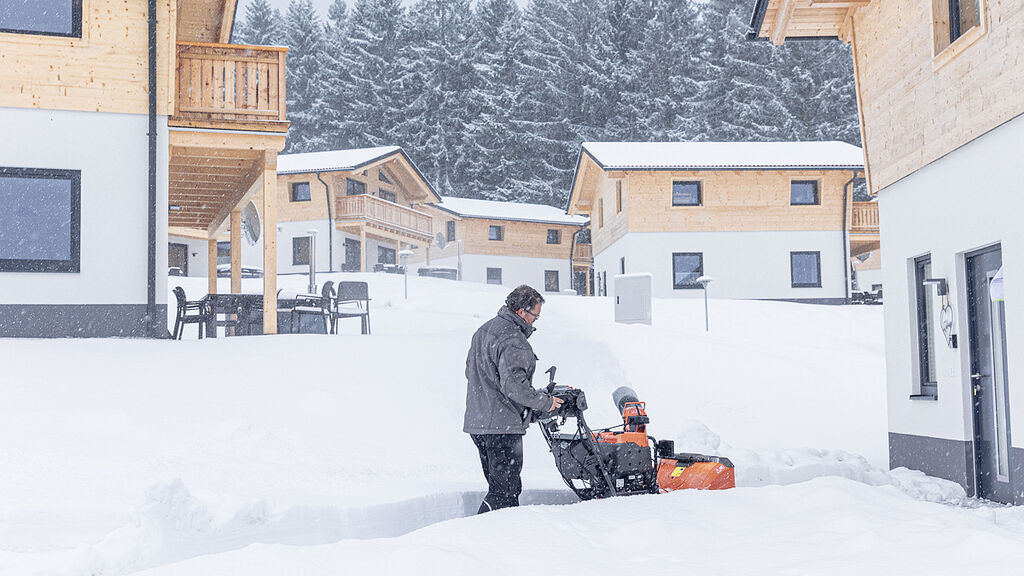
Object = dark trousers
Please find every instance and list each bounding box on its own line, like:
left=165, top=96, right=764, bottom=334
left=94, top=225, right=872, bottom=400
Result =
left=471, top=433, right=524, bottom=514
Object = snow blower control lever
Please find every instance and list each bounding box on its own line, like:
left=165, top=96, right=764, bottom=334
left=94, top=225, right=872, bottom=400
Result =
left=535, top=366, right=735, bottom=501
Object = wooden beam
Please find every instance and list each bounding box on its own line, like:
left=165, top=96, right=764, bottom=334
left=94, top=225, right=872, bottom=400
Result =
left=168, top=226, right=210, bottom=240
left=808, top=0, right=870, bottom=6
left=230, top=208, right=242, bottom=294
left=770, top=0, right=798, bottom=45
left=208, top=238, right=218, bottom=295
left=206, top=160, right=265, bottom=237
left=262, top=150, right=278, bottom=335
left=219, top=0, right=238, bottom=43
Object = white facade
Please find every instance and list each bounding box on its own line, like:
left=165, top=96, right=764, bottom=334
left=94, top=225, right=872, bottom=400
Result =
left=593, top=230, right=847, bottom=301
left=423, top=254, right=573, bottom=294
left=882, top=115, right=1023, bottom=449
left=0, top=107, right=169, bottom=335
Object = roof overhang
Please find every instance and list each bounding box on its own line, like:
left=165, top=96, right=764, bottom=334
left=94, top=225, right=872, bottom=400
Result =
left=278, top=149, right=442, bottom=203
left=747, top=0, right=870, bottom=45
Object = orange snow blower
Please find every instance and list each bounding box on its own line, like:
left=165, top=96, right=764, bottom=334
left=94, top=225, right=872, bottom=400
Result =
left=536, top=367, right=734, bottom=500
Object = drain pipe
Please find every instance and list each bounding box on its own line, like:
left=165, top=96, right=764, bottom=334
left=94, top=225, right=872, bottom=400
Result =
left=316, top=172, right=333, bottom=272
left=569, top=228, right=577, bottom=292
left=841, top=170, right=861, bottom=304
left=146, top=0, right=159, bottom=336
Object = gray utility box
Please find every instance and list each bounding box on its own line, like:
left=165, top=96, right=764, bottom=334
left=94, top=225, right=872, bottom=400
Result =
left=614, top=273, right=652, bottom=325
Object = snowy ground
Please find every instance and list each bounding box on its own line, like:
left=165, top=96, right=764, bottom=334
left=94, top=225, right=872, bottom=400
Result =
left=1, top=273, right=1020, bottom=575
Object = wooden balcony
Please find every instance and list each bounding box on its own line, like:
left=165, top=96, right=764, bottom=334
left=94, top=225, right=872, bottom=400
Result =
left=572, top=243, right=593, bottom=267
left=336, top=194, right=434, bottom=242
left=171, top=42, right=289, bottom=133
left=850, top=202, right=879, bottom=235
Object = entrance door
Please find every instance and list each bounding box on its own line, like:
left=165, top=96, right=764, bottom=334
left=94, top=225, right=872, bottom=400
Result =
left=966, top=245, right=1012, bottom=502
left=343, top=239, right=361, bottom=272
left=168, top=243, right=188, bottom=276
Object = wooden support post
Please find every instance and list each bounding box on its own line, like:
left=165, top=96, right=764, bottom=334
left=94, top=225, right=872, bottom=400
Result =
left=262, top=151, right=278, bottom=334
left=230, top=208, right=242, bottom=294
left=359, top=227, right=367, bottom=272
left=426, top=245, right=431, bottom=266
left=208, top=239, right=218, bottom=295
left=585, top=268, right=592, bottom=297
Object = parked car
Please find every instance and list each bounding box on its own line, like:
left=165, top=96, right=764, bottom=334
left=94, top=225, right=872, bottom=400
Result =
left=216, top=264, right=263, bottom=278
left=168, top=266, right=184, bottom=277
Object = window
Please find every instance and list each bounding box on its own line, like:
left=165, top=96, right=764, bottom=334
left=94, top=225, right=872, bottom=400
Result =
left=598, top=198, right=604, bottom=228
left=377, top=189, right=397, bottom=203
left=790, top=181, right=819, bottom=205
left=488, top=225, right=504, bottom=241
left=949, top=0, right=981, bottom=43
left=915, top=255, right=938, bottom=396
left=0, top=0, right=82, bottom=37
left=446, top=221, right=456, bottom=242
left=547, top=229, right=561, bottom=244
left=378, top=246, right=396, bottom=264
left=545, top=270, right=559, bottom=292
left=346, top=178, right=366, bottom=196
left=0, top=167, right=80, bottom=272
left=292, top=236, right=311, bottom=266
left=290, top=182, right=311, bottom=202
left=378, top=169, right=392, bottom=184
left=790, top=251, right=822, bottom=288
left=620, top=257, right=625, bottom=275
left=932, top=0, right=986, bottom=63
left=616, top=181, right=623, bottom=213
left=672, top=181, right=702, bottom=206
left=486, top=267, right=502, bottom=285
left=672, top=253, right=703, bottom=290
left=217, top=241, right=231, bottom=266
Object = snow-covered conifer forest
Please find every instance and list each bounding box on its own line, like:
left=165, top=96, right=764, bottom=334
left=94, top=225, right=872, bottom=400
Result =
left=234, top=0, right=860, bottom=206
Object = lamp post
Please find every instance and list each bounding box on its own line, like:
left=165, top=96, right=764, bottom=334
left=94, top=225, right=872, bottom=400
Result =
left=398, top=249, right=414, bottom=299
left=307, top=229, right=318, bottom=295
left=696, top=275, right=713, bottom=332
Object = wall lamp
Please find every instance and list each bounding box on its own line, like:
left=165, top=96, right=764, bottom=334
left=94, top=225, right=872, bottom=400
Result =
left=922, top=278, right=948, bottom=295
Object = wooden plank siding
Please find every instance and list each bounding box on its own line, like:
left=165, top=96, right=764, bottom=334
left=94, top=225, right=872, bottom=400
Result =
left=0, top=0, right=176, bottom=115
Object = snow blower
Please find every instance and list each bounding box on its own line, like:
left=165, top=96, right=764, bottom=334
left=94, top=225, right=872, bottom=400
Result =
left=535, top=367, right=735, bottom=500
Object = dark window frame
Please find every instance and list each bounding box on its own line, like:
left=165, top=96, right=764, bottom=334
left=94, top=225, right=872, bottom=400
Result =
left=377, top=245, right=396, bottom=264
left=446, top=220, right=456, bottom=242
left=616, top=180, right=623, bottom=213
left=292, top=236, right=311, bottom=266
left=0, top=0, right=83, bottom=38
left=790, top=251, right=822, bottom=288
left=346, top=178, right=366, bottom=196
left=544, top=270, right=559, bottom=292
left=949, top=0, right=981, bottom=43
left=672, top=252, right=703, bottom=290
left=546, top=229, right=561, bottom=245
left=620, top=257, right=625, bottom=275
left=915, top=255, right=938, bottom=397
left=377, top=189, right=397, bottom=203
left=378, top=169, right=392, bottom=184
left=672, top=181, right=702, bottom=207
left=488, top=225, right=504, bottom=241
left=0, top=167, right=81, bottom=273
left=486, top=267, right=502, bottom=285
left=290, top=181, right=311, bottom=202
left=790, top=180, right=820, bottom=206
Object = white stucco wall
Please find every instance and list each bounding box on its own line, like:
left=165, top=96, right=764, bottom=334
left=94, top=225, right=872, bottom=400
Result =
left=882, top=114, right=1024, bottom=445
left=422, top=254, right=572, bottom=294
left=0, top=107, right=168, bottom=305
left=593, top=231, right=848, bottom=300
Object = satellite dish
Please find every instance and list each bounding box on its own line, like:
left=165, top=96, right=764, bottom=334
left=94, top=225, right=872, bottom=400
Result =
left=434, top=232, right=447, bottom=250
left=241, top=200, right=261, bottom=246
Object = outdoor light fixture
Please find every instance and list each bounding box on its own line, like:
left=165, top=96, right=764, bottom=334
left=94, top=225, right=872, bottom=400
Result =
left=922, top=277, right=948, bottom=296
left=307, top=229, right=318, bottom=295
left=398, top=249, right=414, bottom=300
left=696, top=275, right=713, bottom=332
left=923, top=277, right=956, bottom=348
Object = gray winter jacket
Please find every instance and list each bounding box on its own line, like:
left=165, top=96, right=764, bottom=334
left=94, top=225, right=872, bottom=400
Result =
left=463, top=306, right=553, bottom=435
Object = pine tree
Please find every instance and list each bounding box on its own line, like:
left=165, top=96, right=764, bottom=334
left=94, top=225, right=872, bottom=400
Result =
left=283, top=0, right=326, bottom=153
left=308, top=0, right=355, bottom=151
left=233, top=0, right=284, bottom=46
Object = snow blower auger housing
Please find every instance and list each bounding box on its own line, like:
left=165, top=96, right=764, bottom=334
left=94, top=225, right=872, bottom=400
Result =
left=535, top=367, right=735, bottom=501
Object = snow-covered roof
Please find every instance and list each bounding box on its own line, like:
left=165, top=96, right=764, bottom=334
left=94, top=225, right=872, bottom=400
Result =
left=581, top=141, right=864, bottom=170
left=277, top=147, right=403, bottom=175
left=433, top=197, right=588, bottom=226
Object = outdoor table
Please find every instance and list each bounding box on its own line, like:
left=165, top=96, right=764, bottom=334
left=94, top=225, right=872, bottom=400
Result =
left=202, top=293, right=264, bottom=337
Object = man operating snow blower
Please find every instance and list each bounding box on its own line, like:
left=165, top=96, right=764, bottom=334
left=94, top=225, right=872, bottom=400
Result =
left=464, top=285, right=563, bottom=514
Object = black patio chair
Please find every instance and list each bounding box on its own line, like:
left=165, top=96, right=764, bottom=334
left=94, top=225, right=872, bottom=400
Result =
left=289, top=284, right=330, bottom=334
left=335, top=281, right=371, bottom=335
left=172, top=286, right=210, bottom=340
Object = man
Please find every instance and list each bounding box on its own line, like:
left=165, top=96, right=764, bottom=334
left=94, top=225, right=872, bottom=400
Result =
left=464, top=284, right=564, bottom=513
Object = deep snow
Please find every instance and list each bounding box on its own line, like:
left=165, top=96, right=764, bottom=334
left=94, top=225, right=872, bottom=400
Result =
left=0, top=273, right=1007, bottom=575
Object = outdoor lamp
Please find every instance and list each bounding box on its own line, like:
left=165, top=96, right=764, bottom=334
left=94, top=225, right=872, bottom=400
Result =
left=398, top=249, right=414, bottom=300
left=696, top=275, right=713, bottom=332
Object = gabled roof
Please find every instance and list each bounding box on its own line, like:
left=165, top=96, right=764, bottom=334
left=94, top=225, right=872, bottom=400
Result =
left=580, top=141, right=864, bottom=170
left=277, top=147, right=440, bottom=201
left=432, top=197, right=588, bottom=226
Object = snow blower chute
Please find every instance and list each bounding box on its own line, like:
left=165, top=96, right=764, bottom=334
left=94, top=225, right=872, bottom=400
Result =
left=535, top=367, right=735, bottom=500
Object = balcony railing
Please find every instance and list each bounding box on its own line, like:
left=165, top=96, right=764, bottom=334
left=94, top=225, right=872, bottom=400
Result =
left=850, top=202, right=879, bottom=235
left=172, top=42, right=288, bottom=130
left=572, top=243, right=593, bottom=265
left=336, top=194, right=433, bottom=239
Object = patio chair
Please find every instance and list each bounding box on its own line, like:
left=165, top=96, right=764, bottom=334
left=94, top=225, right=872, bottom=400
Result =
left=172, top=286, right=210, bottom=340
left=289, top=286, right=330, bottom=334
left=335, top=281, right=371, bottom=335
